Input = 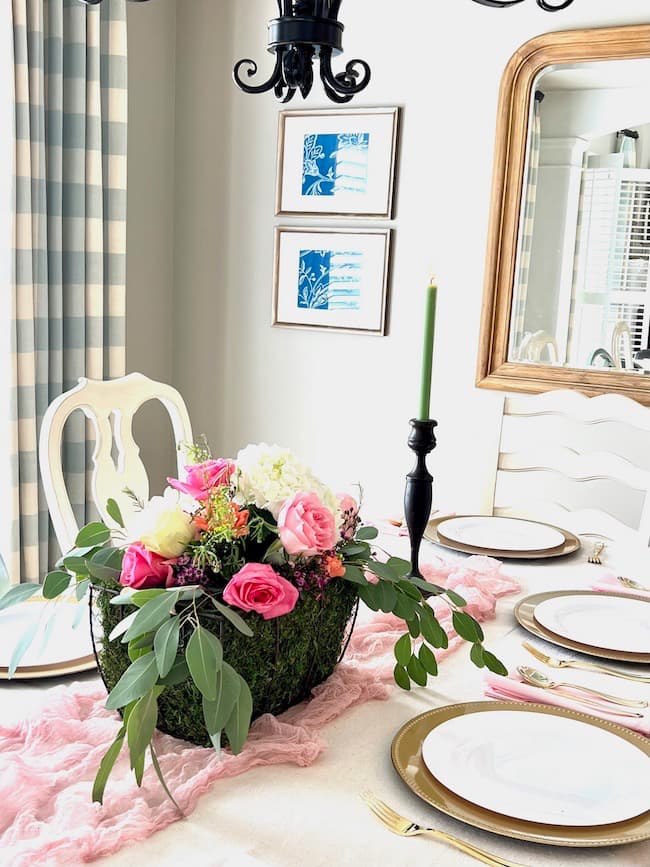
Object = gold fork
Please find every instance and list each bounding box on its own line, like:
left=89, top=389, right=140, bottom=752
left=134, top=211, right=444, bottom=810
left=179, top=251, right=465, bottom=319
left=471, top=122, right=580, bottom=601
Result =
left=617, top=575, right=650, bottom=593
left=587, top=541, right=606, bottom=564
left=522, top=640, right=650, bottom=684
left=361, top=792, right=526, bottom=867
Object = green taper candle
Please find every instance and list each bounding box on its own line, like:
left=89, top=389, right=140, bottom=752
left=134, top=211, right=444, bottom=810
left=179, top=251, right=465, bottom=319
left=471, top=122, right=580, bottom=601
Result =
left=418, top=277, right=438, bottom=420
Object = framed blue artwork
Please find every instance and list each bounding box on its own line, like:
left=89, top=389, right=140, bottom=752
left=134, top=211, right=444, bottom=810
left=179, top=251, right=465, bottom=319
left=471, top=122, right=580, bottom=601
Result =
left=273, top=228, right=391, bottom=335
left=276, top=108, right=399, bottom=218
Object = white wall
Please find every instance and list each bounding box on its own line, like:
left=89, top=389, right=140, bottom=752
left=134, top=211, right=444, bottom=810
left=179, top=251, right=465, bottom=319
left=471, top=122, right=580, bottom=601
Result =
left=126, top=0, right=177, bottom=493
left=128, top=0, right=650, bottom=515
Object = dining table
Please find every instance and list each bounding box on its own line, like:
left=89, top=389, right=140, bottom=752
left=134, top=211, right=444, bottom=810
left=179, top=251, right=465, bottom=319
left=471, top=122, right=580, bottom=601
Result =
left=2, top=524, right=649, bottom=867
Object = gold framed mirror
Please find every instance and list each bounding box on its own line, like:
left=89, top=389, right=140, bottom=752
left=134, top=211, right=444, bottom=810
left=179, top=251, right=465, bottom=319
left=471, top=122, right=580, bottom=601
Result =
left=477, top=24, right=650, bottom=404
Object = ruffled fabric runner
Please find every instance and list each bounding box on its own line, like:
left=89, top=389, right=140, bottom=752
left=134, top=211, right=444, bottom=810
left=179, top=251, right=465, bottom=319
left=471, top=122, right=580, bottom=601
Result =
left=0, top=555, right=519, bottom=866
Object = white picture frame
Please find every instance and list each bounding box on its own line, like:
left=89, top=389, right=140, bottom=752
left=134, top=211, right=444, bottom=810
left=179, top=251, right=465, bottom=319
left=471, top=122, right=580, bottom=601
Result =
left=275, top=107, right=399, bottom=218
left=272, top=227, right=391, bottom=336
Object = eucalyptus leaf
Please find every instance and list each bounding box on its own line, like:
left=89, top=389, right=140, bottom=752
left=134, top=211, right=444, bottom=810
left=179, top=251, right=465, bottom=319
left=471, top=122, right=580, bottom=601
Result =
left=106, top=498, right=125, bottom=528
left=75, top=577, right=91, bottom=601
left=186, top=626, right=223, bottom=701
left=407, top=616, right=420, bottom=639
left=75, top=522, right=111, bottom=547
left=377, top=580, right=397, bottom=613
left=211, top=598, right=254, bottom=637
left=396, top=579, right=422, bottom=602
left=482, top=650, right=508, bottom=676
left=452, top=611, right=484, bottom=644
left=150, top=743, right=181, bottom=811
left=393, top=663, right=411, bottom=691
left=341, top=542, right=369, bottom=558
left=470, top=643, right=485, bottom=668
left=342, top=564, right=368, bottom=586
left=154, top=616, right=181, bottom=678
left=408, top=576, right=445, bottom=596
left=418, top=643, right=438, bottom=676
left=392, top=592, right=417, bottom=621
left=445, top=589, right=468, bottom=608
left=357, top=582, right=380, bottom=611
left=91, top=547, right=124, bottom=570
left=123, top=590, right=181, bottom=642
left=159, top=656, right=190, bottom=686
left=86, top=561, right=121, bottom=582
left=8, top=615, right=40, bottom=677
left=127, top=689, right=158, bottom=771
left=202, top=662, right=241, bottom=736
left=366, top=561, right=399, bottom=583
left=356, top=525, right=378, bottom=541
left=394, top=633, right=411, bottom=667
left=131, top=589, right=167, bottom=608
left=0, top=582, right=41, bottom=611
left=105, top=652, right=159, bottom=710
left=92, top=728, right=125, bottom=804
left=56, top=545, right=97, bottom=569
left=133, top=750, right=145, bottom=787
left=109, top=610, right=138, bottom=642
left=224, top=676, right=253, bottom=755
left=386, top=557, right=411, bottom=577
left=62, top=556, right=89, bottom=575
left=407, top=653, right=428, bottom=687
left=72, top=599, right=87, bottom=629
left=42, top=570, right=71, bottom=600
left=419, top=605, right=449, bottom=649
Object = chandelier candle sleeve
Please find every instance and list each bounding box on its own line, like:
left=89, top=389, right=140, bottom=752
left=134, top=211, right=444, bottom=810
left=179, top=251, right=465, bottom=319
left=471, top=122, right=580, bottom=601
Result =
left=419, top=278, right=438, bottom=421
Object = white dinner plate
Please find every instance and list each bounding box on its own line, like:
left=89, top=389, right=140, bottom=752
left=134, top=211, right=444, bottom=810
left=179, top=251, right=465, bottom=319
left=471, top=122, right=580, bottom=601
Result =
left=421, top=709, right=650, bottom=826
left=534, top=593, right=650, bottom=654
left=436, top=516, right=565, bottom=552
left=0, top=598, right=95, bottom=677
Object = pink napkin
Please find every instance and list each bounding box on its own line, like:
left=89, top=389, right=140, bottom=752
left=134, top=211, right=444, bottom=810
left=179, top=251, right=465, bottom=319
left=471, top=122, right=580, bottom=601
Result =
left=590, top=572, right=650, bottom=598
left=484, top=672, right=650, bottom=736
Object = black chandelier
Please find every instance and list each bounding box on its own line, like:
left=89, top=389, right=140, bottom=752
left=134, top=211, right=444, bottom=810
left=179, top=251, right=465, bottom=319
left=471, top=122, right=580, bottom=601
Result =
left=472, top=0, right=575, bottom=8
left=80, top=0, right=578, bottom=103
left=233, top=2, right=370, bottom=104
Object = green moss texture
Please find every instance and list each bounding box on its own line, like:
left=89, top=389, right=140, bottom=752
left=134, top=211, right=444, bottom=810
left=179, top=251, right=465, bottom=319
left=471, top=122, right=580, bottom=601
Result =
left=92, top=580, right=358, bottom=747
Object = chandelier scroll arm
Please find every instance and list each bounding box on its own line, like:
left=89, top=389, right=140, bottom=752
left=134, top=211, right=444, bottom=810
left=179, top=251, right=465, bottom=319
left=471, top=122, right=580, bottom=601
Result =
left=232, top=52, right=284, bottom=95
left=319, top=49, right=371, bottom=97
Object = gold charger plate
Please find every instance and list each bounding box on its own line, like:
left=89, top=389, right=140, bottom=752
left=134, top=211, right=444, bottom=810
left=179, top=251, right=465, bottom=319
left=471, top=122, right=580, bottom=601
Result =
left=0, top=654, right=97, bottom=680
left=515, top=590, right=650, bottom=665
left=391, top=701, right=650, bottom=847
left=425, top=515, right=581, bottom=560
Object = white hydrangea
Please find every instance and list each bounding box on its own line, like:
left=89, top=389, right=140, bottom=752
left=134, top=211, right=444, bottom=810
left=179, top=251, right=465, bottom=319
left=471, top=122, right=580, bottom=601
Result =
left=234, top=443, right=339, bottom=521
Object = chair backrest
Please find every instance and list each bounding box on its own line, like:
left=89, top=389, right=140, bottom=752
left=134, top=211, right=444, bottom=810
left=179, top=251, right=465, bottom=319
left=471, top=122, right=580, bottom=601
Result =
left=489, top=390, right=650, bottom=545
left=39, top=373, right=193, bottom=554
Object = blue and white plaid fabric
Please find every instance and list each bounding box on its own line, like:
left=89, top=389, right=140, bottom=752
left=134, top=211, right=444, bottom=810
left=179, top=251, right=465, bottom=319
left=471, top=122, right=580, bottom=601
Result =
left=10, top=0, right=126, bottom=583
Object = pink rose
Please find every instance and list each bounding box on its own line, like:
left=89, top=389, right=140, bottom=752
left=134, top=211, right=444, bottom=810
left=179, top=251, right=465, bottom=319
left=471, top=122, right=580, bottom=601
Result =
left=278, top=491, right=338, bottom=556
left=337, top=492, right=359, bottom=540
left=167, top=459, right=234, bottom=501
left=223, top=563, right=299, bottom=620
left=120, top=542, right=174, bottom=590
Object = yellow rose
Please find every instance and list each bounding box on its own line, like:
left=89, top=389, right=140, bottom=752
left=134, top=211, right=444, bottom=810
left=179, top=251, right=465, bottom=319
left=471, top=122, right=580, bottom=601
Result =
left=130, top=489, right=195, bottom=558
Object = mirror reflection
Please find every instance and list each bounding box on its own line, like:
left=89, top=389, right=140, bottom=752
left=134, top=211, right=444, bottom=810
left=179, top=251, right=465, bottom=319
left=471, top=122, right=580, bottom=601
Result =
left=509, top=58, right=650, bottom=374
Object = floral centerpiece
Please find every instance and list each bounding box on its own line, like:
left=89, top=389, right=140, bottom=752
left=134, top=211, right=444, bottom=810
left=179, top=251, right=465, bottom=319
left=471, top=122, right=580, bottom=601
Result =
left=1, top=442, right=505, bottom=806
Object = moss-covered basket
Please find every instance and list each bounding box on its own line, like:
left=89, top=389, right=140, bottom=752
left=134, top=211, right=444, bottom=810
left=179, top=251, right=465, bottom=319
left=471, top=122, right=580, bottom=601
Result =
left=90, top=580, right=359, bottom=747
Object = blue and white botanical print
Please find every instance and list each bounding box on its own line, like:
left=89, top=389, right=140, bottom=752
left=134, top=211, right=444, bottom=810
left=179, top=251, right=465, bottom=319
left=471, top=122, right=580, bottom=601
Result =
left=297, top=249, right=362, bottom=311
left=301, top=133, right=370, bottom=197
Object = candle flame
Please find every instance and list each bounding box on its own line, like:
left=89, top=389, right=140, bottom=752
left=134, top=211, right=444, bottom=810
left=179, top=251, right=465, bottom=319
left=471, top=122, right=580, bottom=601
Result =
left=428, top=275, right=438, bottom=288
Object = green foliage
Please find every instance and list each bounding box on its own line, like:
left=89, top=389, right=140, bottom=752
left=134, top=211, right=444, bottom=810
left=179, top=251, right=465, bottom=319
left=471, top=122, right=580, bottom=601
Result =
left=186, top=626, right=223, bottom=701
left=0, top=583, right=40, bottom=610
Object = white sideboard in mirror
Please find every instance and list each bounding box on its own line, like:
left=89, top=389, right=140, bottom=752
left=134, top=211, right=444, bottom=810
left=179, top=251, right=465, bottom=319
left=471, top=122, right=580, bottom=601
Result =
left=477, top=25, right=650, bottom=405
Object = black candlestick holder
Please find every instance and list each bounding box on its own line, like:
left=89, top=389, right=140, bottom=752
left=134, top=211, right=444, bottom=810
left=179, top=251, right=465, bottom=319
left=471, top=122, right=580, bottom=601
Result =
left=404, top=418, right=437, bottom=578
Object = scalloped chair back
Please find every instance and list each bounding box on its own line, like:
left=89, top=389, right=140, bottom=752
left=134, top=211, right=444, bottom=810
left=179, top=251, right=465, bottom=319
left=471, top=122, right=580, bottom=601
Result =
left=39, top=373, right=193, bottom=555
left=487, top=389, right=650, bottom=545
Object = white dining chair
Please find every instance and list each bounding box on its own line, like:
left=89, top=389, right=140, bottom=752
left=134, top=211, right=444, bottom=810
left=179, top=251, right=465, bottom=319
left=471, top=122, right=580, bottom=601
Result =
left=487, top=390, right=650, bottom=545
left=39, top=372, right=193, bottom=555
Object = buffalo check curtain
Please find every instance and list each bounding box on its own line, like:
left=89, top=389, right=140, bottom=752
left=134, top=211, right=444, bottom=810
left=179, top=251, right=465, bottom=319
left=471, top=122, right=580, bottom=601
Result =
left=9, top=0, right=127, bottom=584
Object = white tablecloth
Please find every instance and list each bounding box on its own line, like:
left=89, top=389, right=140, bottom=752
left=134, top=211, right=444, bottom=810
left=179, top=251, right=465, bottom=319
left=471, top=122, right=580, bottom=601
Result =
left=2, top=533, right=649, bottom=867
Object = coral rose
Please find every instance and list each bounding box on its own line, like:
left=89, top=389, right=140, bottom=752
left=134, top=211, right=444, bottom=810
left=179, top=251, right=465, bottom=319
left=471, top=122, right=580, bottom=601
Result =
left=277, top=491, right=338, bottom=556
left=223, top=563, right=299, bottom=620
left=167, top=459, right=234, bottom=502
left=120, top=542, right=174, bottom=590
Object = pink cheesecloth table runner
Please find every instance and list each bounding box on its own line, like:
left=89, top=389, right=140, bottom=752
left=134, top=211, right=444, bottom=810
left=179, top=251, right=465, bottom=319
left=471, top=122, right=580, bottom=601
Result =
left=0, top=555, right=520, bottom=866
